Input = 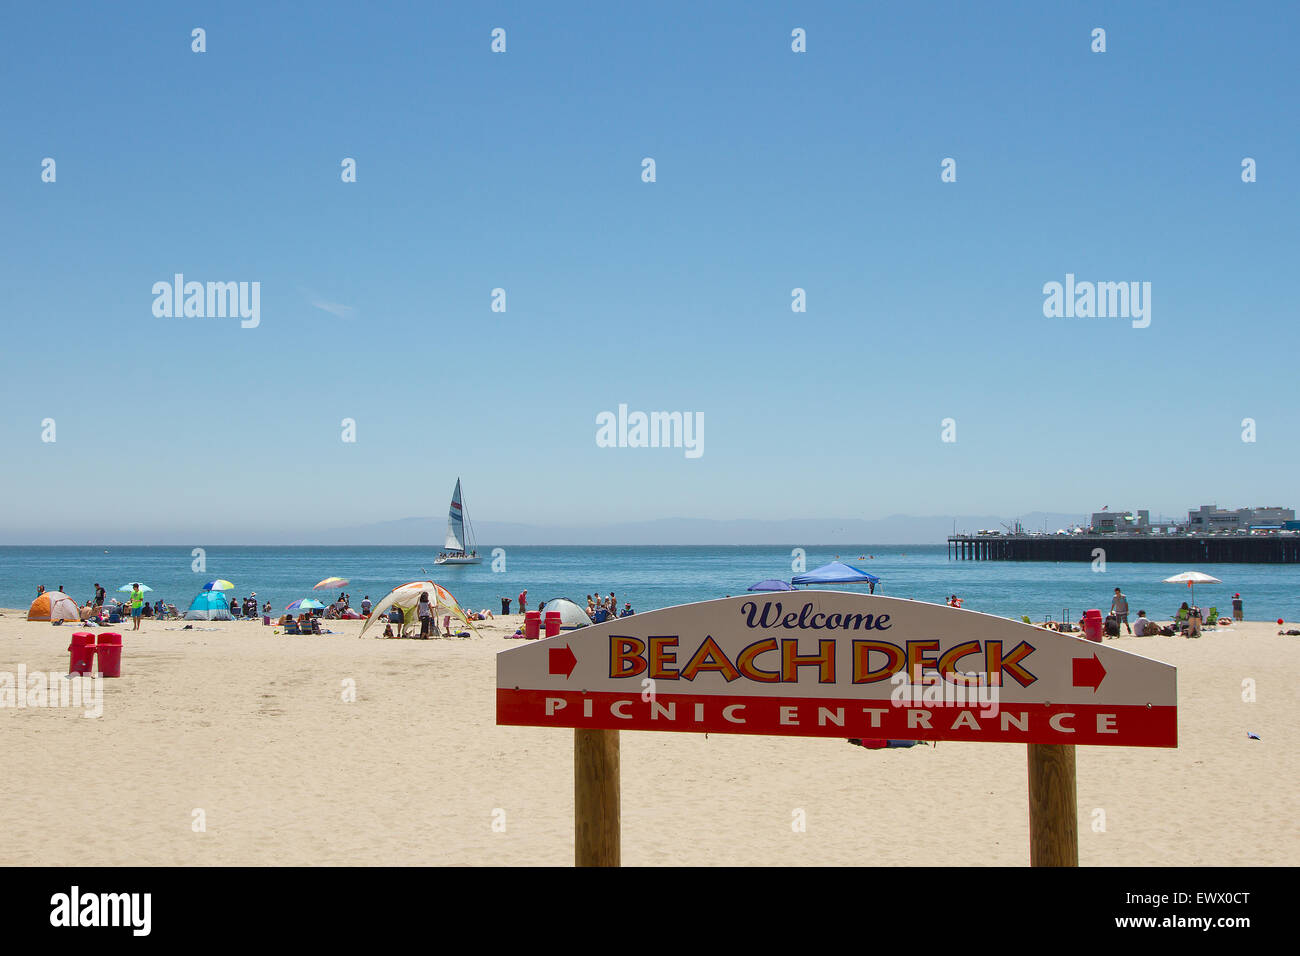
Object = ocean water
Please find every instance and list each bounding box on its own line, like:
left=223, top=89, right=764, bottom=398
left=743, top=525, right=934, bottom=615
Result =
left=2, top=545, right=1297, bottom=623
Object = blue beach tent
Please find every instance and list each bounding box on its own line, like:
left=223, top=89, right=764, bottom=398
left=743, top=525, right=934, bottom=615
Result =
left=791, top=561, right=880, bottom=586
left=185, top=590, right=233, bottom=621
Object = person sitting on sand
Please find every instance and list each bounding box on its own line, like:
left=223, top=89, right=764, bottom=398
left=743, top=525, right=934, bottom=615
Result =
left=1133, top=610, right=1155, bottom=636
left=619, top=602, right=634, bottom=617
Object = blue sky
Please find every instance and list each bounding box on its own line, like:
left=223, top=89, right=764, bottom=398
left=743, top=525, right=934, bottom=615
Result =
left=2, top=1, right=1297, bottom=541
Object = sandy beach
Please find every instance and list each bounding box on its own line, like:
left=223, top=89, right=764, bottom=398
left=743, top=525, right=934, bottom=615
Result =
left=1, top=609, right=1294, bottom=867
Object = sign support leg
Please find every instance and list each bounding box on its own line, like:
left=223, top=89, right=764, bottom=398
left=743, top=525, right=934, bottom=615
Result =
left=1027, top=743, right=1078, bottom=867
left=574, top=728, right=620, bottom=867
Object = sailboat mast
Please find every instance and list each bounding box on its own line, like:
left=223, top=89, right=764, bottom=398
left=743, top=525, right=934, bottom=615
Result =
left=461, top=481, right=475, bottom=551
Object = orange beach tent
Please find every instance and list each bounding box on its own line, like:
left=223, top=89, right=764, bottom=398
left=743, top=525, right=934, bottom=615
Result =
left=28, top=591, right=81, bottom=622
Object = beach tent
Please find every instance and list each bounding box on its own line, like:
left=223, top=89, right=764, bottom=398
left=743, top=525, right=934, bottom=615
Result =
left=538, top=598, right=591, bottom=629
left=748, top=579, right=795, bottom=592
left=27, top=591, right=80, bottom=622
left=359, top=581, right=476, bottom=638
left=792, top=561, right=880, bottom=586
left=185, top=590, right=233, bottom=621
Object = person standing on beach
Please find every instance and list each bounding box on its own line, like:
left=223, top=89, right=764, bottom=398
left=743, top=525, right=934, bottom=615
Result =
left=518, top=589, right=527, bottom=615
left=94, top=583, right=105, bottom=607
left=1111, top=587, right=1131, bottom=635
left=417, top=591, right=433, bottom=638
left=1232, top=593, right=1244, bottom=621
left=500, top=595, right=511, bottom=615
left=129, top=584, right=145, bottom=631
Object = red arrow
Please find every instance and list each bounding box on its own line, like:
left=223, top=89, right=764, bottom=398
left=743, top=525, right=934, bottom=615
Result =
left=1072, top=654, right=1106, bottom=692
left=549, top=644, right=577, bottom=679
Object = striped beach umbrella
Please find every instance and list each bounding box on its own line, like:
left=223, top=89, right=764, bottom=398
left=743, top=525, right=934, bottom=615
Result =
left=285, top=598, right=326, bottom=613
left=313, top=577, right=350, bottom=591
left=202, top=580, right=235, bottom=591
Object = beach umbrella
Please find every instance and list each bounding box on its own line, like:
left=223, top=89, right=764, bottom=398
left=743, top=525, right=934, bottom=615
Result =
left=359, top=580, right=476, bottom=638
left=118, top=582, right=153, bottom=592
left=313, top=577, right=350, bottom=591
left=202, top=579, right=235, bottom=591
left=747, top=579, right=795, bottom=592
left=792, top=561, right=880, bottom=586
left=285, top=598, right=327, bottom=613
left=1162, top=571, right=1221, bottom=607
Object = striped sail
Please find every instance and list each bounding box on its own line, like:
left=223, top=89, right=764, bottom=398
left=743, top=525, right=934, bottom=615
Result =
left=445, top=479, right=466, bottom=552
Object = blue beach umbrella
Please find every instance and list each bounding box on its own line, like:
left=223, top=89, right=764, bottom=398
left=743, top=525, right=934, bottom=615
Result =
left=202, top=579, right=235, bottom=591
left=285, top=598, right=326, bottom=613
left=747, top=579, right=795, bottom=592
left=118, top=582, right=153, bottom=592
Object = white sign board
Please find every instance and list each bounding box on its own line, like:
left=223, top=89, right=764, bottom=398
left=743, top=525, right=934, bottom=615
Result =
left=497, top=593, right=1177, bottom=747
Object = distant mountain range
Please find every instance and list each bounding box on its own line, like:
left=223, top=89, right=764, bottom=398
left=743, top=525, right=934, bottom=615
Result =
left=299, top=512, right=1094, bottom=546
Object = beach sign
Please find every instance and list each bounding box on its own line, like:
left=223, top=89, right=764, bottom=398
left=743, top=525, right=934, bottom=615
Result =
left=497, top=592, right=1177, bottom=747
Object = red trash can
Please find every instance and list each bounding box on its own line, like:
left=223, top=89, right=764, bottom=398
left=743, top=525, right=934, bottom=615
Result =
left=1082, top=609, right=1103, bottom=643
left=524, top=611, right=541, bottom=640
left=544, top=611, right=562, bottom=638
left=96, top=632, right=123, bottom=677
left=68, top=632, right=96, bottom=675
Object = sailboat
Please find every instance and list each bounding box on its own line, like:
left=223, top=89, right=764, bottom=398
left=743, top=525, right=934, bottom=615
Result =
left=434, top=478, right=482, bottom=565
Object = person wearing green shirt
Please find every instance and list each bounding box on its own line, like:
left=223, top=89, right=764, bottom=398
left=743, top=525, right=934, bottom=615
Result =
left=129, top=584, right=145, bottom=631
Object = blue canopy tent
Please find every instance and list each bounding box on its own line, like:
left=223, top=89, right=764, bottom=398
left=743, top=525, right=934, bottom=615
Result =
left=747, top=579, right=795, bottom=592
left=791, top=561, right=880, bottom=587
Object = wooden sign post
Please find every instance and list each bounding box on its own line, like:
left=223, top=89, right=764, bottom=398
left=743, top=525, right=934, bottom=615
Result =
left=1027, top=743, right=1078, bottom=867
left=499, top=593, right=1175, bottom=866
left=574, top=728, right=620, bottom=867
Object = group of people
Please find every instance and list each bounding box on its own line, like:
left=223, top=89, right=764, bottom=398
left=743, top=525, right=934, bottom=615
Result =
left=382, top=590, right=460, bottom=639
left=496, top=589, right=634, bottom=623
left=1092, top=587, right=1245, bottom=638
left=585, top=592, right=633, bottom=622
left=47, top=582, right=178, bottom=630
left=322, top=592, right=372, bottom=619
left=229, top=594, right=269, bottom=619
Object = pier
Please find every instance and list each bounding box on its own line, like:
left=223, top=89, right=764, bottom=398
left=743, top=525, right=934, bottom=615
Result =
left=947, top=534, right=1300, bottom=564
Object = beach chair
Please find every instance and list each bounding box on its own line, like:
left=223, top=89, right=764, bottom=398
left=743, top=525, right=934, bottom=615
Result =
left=1205, top=606, right=1219, bottom=625
left=284, top=621, right=301, bottom=635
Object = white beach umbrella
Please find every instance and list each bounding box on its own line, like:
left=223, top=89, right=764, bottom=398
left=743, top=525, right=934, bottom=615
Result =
left=1162, top=571, right=1222, bottom=607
